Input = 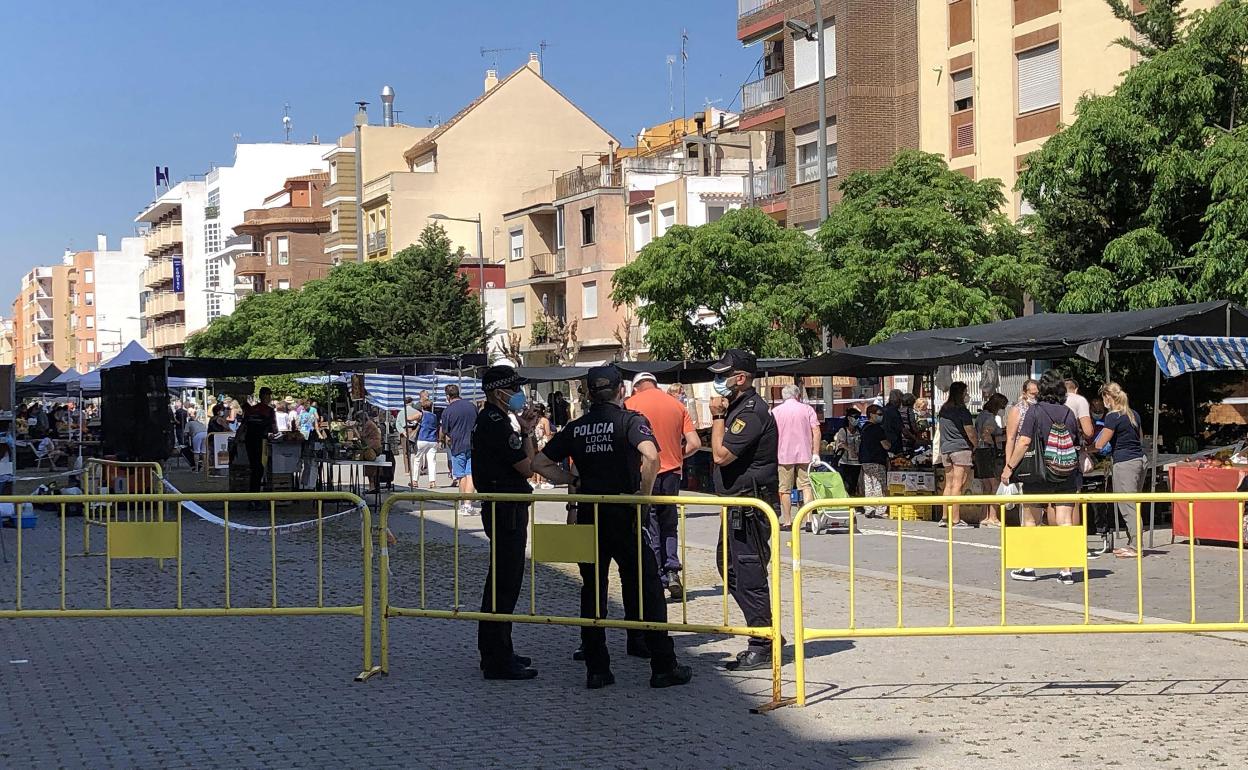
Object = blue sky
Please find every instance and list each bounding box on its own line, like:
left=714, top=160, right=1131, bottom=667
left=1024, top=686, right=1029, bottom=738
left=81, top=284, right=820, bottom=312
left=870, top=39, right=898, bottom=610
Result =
left=0, top=0, right=758, bottom=305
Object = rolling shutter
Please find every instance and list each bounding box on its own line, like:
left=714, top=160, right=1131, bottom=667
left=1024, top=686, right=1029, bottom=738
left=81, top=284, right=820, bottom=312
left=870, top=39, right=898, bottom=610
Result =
left=1017, top=42, right=1060, bottom=114
left=951, top=69, right=973, bottom=106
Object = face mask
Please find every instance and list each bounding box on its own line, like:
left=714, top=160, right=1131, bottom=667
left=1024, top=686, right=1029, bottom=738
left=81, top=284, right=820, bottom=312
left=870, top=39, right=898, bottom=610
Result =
left=712, top=376, right=734, bottom=397
left=507, top=390, right=528, bottom=413
left=1026, top=396, right=1037, bottom=405
left=870, top=414, right=882, bottom=424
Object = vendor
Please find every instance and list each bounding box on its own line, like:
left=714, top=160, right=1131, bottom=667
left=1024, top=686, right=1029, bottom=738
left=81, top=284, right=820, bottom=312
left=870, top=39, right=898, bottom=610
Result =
left=356, top=410, right=384, bottom=493
left=241, top=388, right=277, bottom=503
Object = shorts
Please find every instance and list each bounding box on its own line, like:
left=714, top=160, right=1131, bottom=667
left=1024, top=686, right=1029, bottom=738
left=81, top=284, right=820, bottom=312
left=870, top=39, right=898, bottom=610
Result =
left=777, top=463, right=812, bottom=493
left=450, top=452, right=472, bottom=480
left=941, top=450, right=973, bottom=468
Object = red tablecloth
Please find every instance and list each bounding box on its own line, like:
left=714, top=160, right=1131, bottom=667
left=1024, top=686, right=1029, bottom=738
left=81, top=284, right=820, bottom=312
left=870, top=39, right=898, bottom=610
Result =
left=1169, top=465, right=1246, bottom=543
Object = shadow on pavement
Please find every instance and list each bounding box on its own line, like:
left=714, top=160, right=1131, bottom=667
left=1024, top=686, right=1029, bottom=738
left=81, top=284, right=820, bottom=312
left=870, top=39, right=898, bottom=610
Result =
left=803, top=677, right=1248, bottom=706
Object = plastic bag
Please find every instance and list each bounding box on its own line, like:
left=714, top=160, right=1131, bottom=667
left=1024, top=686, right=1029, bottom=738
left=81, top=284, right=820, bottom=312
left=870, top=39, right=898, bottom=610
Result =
left=996, top=481, right=1021, bottom=510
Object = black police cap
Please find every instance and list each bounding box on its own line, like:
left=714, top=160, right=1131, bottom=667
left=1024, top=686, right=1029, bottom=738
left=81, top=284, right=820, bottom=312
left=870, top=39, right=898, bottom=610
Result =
left=481, top=365, right=528, bottom=392
left=708, top=349, right=757, bottom=375
left=586, top=365, right=623, bottom=392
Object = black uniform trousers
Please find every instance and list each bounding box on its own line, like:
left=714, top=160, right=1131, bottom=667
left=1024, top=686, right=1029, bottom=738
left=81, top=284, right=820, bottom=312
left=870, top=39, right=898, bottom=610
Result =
left=477, top=500, right=530, bottom=672
left=716, top=488, right=778, bottom=649
left=577, top=502, right=677, bottom=675
left=245, top=436, right=265, bottom=493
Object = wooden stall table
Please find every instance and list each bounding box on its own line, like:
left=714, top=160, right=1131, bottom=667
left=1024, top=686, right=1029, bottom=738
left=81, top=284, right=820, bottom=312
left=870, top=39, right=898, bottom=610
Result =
left=1168, top=463, right=1247, bottom=544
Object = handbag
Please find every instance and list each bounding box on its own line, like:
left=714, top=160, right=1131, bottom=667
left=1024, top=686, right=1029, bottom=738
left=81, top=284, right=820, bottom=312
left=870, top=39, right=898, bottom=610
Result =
left=972, top=447, right=999, bottom=478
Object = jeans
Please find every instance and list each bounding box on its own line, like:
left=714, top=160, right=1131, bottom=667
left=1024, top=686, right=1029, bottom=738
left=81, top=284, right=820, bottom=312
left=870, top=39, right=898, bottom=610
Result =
left=646, top=470, right=682, bottom=583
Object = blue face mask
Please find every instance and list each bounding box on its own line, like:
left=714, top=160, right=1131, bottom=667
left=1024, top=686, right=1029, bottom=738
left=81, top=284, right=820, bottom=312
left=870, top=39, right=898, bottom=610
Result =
left=507, top=390, right=528, bottom=413
left=712, top=376, right=733, bottom=397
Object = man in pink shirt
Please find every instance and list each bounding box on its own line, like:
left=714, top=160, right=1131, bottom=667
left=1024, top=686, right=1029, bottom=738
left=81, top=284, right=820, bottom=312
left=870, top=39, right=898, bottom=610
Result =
left=773, top=384, right=822, bottom=529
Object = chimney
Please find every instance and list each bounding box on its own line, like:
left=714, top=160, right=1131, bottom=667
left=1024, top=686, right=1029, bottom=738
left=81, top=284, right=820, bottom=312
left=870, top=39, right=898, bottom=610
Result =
left=381, top=85, right=395, bottom=127
left=63, top=248, right=74, bottom=265
left=96, top=234, right=108, bottom=251
left=526, top=52, right=541, bottom=77
left=484, top=69, right=499, bottom=92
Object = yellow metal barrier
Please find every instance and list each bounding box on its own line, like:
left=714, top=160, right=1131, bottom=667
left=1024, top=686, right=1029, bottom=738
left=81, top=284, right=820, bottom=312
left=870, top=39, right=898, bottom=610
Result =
left=790, top=491, right=1248, bottom=706
left=82, top=459, right=166, bottom=556
left=0, top=491, right=381, bottom=682
left=377, top=491, right=785, bottom=708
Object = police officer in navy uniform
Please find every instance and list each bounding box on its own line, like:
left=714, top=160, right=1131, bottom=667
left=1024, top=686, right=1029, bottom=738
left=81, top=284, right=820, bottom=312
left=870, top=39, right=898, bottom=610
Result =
left=533, top=365, right=693, bottom=690
left=708, top=349, right=779, bottom=672
left=473, top=365, right=539, bottom=681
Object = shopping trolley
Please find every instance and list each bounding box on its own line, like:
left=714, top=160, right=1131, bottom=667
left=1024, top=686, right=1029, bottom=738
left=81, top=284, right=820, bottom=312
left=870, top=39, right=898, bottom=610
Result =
left=807, top=461, right=856, bottom=534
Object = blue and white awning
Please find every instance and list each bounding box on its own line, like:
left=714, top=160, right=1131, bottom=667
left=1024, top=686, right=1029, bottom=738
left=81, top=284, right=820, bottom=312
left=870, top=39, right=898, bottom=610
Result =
left=1154, top=335, right=1248, bottom=378
left=362, top=373, right=484, bottom=411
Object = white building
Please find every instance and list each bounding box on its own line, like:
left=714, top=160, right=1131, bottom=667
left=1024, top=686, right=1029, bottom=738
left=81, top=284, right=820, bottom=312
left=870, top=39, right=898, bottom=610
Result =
left=84, top=235, right=146, bottom=366
left=136, top=178, right=207, bottom=355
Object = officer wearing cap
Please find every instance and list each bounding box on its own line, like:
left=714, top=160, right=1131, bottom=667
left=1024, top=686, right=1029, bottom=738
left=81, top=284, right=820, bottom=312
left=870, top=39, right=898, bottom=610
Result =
left=472, top=365, right=539, bottom=681
left=708, top=349, right=779, bottom=671
left=532, top=365, right=693, bottom=690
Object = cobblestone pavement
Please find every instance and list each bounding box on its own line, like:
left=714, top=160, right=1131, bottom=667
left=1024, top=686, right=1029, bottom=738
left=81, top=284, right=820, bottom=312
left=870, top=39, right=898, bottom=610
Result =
left=1, top=466, right=1247, bottom=768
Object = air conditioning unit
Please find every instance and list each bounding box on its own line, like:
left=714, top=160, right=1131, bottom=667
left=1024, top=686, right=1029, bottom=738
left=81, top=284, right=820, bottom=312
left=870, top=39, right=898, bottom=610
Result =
left=764, top=51, right=783, bottom=74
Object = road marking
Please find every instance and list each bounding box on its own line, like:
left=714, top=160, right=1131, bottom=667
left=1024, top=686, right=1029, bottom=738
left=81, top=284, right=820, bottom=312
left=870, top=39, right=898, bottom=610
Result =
left=10, top=660, right=29, bottom=664
left=857, top=528, right=1001, bottom=551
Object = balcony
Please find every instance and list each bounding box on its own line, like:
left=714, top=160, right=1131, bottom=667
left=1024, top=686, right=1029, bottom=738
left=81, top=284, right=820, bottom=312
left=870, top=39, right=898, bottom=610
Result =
left=235, top=276, right=259, bottom=296
left=738, top=0, right=782, bottom=17
left=528, top=251, right=567, bottom=280
left=142, top=259, right=175, bottom=288
left=742, top=72, right=785, bottom=112
left=151, top=323, right=186, bottom=351
left=555, top=165, right=619, bottom=200
left=367, top=229, right=388, bottom=255
left=738, top=0, right=785, bottom=44
left=144, top=222, right=183, bottom=256
left=146, top=291, right=184, bottom=319
left=234, top=252, right=267, bottom=277
left=796, top=155, right=838, bottom=185
left=752, top=164, right=787, bottom=200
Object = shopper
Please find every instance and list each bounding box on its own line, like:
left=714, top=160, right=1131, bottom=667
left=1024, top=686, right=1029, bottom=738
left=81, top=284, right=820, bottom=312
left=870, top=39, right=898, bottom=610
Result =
left=937, top=382, right=978, bottom=528
left=973, top=393, right=1009, bottom=527
left=832, top=407, right=863, bottom=500
left=1094, top=382, right=1145, bottom=558
left=441, top=384, right=479, bottom=516
left=860, top=404, right=891, bottom=518
left=413, top=394, right=440, bottom=490
left=772, top=384, right=821, bottom=529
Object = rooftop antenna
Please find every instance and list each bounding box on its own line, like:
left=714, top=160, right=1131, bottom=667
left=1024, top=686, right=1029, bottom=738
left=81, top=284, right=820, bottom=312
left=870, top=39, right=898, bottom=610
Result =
left=232, top=132, right=242, bottom=144
left=666, top=55, right=676, bottom=119
left=539, top=39, right=552, bottom=73
left=681, top=29, right=689, bottom=124
left=480, top=45, right=521, bottom=69
left=282, top=103, right=293, bottom=143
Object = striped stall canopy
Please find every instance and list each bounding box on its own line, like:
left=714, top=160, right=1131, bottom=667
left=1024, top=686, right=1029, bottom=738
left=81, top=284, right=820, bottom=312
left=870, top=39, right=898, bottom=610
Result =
left=362, top=373, right=484, bottom=410
left=1154, top=335, right=1248, bottom=378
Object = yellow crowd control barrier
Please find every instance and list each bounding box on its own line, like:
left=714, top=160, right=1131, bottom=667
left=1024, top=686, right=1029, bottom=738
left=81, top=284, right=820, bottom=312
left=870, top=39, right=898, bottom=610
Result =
left=82, top=459, right=166, bottom=556
left=0, top=491, right=381, bottom=682
left=377, top=492, right=785, bottom=708
left=790, top=491, right=1248, bottom=706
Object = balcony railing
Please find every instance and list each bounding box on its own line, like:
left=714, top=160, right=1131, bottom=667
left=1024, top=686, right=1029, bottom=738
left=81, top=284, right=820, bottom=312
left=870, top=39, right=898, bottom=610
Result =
left=142, top=259, right=175, bottom=288
left=235, top=276, right=259, bottom=295
left=528, top=252, right=567, bottom=278
left=146, top=291, right=184, bottom=319
left=152, top=323, right=186, bottom=351
left=742, top=72, right=785, bottom=111
left=555, top=165, right=619, bottom=200
left=752, top=164, right=787, bottom=200
left=233, top=252, right=267, bottom=276
left=739, top=0, right=782, bottom=18
left=367, top=229, right=388, bottom=254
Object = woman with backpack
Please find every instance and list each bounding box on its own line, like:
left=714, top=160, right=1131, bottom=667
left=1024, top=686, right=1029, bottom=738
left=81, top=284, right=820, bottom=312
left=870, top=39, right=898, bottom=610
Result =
left=1001, top=370, right=1084, bottom=585
left=1093, top=382, right=1144, bottom=558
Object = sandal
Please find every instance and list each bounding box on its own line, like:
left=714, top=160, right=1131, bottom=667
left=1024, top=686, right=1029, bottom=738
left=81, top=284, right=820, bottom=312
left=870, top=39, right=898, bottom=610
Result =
left=981, top=520, right=1002, bottom=528
left=1113, top=547, right=1138, bottom=558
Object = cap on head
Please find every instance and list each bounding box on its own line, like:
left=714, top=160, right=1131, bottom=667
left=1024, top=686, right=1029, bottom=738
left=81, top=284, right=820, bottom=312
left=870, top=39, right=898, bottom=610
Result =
left=630, top=371, right=657, bottom=388
left=481, top=365, right=528, bottom=392
left=708, top=349, right=757, bottom=375
left=586, top=365, right=623, bottom=393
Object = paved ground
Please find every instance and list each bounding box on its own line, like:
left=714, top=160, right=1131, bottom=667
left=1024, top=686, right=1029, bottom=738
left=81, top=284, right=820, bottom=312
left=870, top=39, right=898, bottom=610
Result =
left=1, top=460, right=1247, bottom=768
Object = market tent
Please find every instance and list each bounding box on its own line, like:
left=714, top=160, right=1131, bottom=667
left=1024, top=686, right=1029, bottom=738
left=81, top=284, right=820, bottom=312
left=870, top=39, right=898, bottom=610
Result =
left=162, top=354, right=487, bottom=379
left=78, top=341, right=206, bottom=393
left=362, top=373, right=484, bottom=410
left=52, top=367, right=82, bottom=386
left=517, top=366, right=588, bottom=383
left=15, top=364, right=66, bottom=398
left=1154, top=335, right=1248, bottom=378
left=768, top=350, right=939, bottom=376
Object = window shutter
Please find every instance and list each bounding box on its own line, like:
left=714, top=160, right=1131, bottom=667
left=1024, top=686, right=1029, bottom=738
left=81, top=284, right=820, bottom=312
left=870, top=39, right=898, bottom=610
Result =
left=951, top=69, right=973, bottom=104
left=956, top=122, right=974, bottom=149
left=793, top=123, right=818, bottom=146
left=1017, top=42, right=1060, bottom=114
left=792, top=35, right=817, bottom=88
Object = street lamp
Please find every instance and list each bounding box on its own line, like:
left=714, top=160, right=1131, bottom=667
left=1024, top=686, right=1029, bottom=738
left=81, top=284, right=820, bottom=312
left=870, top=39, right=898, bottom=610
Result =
left=786, top=1, right=830, bottom=222
left=354, top=102, right=369, bottom=264
left=429, top=212, right=487, bottom=353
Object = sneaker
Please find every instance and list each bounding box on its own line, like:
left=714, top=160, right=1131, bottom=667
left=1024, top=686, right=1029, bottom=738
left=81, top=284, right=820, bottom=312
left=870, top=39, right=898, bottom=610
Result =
left=938, top=520, right=949, bottom=528
left=952, top=521, right=972, bottom=529
left=1059, top=571, right=1075, bottom=585
left=650, top=664, right=693, bottom=689
left=539, top=482, right=554, bottom=490
left=1010, top=568, right=1038, bottom=582
left=724, top=648, right=771, bottom=672
left=667, top=580, right=684, bottom=601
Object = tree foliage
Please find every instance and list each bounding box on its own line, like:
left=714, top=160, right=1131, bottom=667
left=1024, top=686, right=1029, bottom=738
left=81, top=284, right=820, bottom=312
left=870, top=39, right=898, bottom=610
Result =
left=610, top=207, right=821, bottom=359
left=811, top=151, right=1050, bottom=344
left=187, top=224, right=486, bottom=360
left=1104, top=0, right=1188, bottom=57
left=1019, top=0, right=1248, bottom=312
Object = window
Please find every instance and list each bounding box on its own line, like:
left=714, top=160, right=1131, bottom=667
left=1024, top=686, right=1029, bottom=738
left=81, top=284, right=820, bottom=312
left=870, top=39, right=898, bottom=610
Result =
left=84, top=269, right=94, bottom=284
left=1019, top=196, right=1036, bottom=217
left=556, top=207, right=565, bottom=249
left=206, top=258, right=220, bottom=289
left=582, top=281, right=598, bottom=319
left=277, top=279, right=291, bottom=290
left=207, top=293, right=221, bottom=320
left=795, top=121, right=838, bottom=184
left=509, top=229, right=524, bottom=261
left=580, top=207, right=595, bottom=245
left=1017, top=42, right=1060, bottom=114
left=792, top=22, right=836, bottom=89
left=511, top=296, right=527, bottom=328
left=329, top=161, right=337, bottom=185
left=85, top=315, right=94, bottom=329
left=205, top=221, right=221, bottom=254
left=633, top=213, right=652, bottom=250
left=658, top=206, right=676, bottom=237
left=331, top=208, right=339, bottom=232
left=951, top=68, right=973, bottom=112
left=706, top=205, right=727, bottom=223
left=265, top=237, right=273, bottom=265
left=84, top=292, right=94, bottom=306
left=277, top=236, right=290, bottom=265
left=69, top=315, right=77, bottom=330
left=86, top=340, right=95, bottom=355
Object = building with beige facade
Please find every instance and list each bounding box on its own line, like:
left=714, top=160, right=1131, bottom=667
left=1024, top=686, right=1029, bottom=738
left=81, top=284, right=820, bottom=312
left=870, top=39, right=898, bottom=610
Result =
left=919, top=0, right=1220, bottom=216
left=0, top=318, right=14, bottom=367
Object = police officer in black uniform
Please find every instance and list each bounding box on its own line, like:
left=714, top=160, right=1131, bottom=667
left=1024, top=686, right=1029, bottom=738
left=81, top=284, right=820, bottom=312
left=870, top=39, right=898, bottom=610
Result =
left=472, top=365, right=539, bottom=681
left=708, top=349, right=779, bottom=671
left=532, top=365, right=693, bottom=690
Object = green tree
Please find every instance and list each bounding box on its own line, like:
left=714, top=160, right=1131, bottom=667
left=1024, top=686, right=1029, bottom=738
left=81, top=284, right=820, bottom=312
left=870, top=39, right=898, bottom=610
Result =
left=610, top=207, right=822, bottom=359
left=185, top=288, right=309, bottom=358
left=1104, top=0, right=1188, bottom=57
left=1018, top=0, right=1248, bottom=312
left=811, top=151, right=1049, bottom=345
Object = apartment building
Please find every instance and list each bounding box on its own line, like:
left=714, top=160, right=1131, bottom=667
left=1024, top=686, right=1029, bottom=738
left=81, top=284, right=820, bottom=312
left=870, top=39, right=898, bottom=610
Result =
left=11, top=262, right=74, bottom=377
left=232, top=172, right=332, bottom=295
left=63, top=238, right=145, bottom=370
left=918, top=0, right=1220, bottom=216
left=736, top=0, right=919, bottom=230
left=0, top=318, right=13, bottom=367
left=136, top=178, right=206, bottom=356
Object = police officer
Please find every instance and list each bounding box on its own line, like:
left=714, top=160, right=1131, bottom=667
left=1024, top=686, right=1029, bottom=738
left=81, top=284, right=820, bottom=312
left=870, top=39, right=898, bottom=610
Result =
left=472, top=365, right=539, bottom=681
left=708, top=349, right=779, bottom=671
left=532, top=365, right=693, bottom=690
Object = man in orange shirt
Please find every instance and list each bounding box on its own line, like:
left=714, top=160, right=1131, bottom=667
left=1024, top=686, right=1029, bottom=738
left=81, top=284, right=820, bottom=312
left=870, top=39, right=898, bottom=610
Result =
left=625, top=372, right=701, bottom=598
